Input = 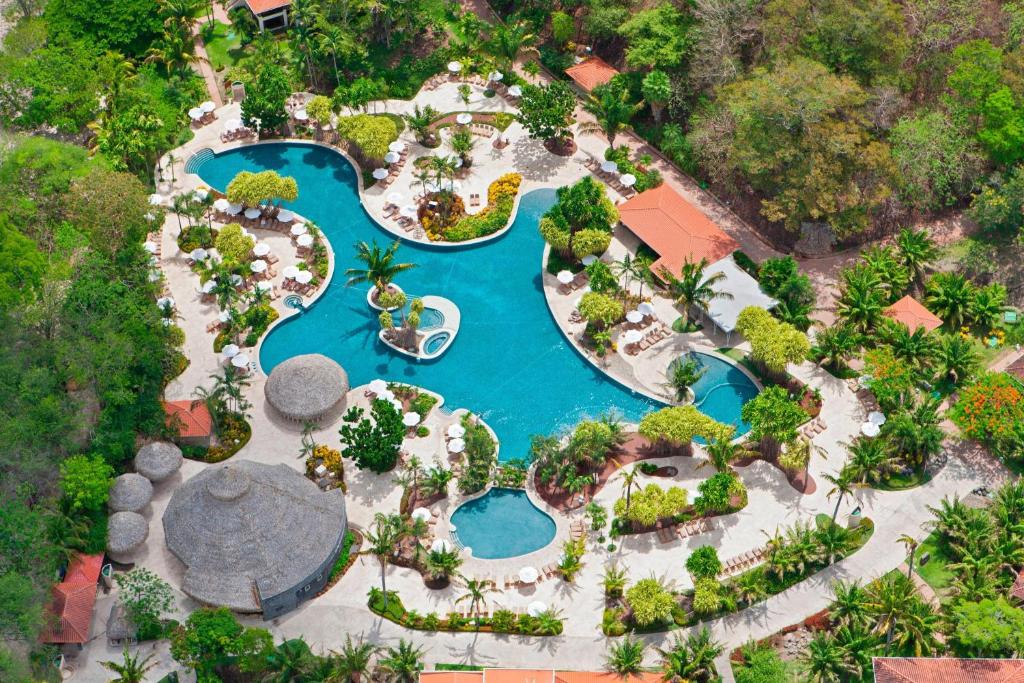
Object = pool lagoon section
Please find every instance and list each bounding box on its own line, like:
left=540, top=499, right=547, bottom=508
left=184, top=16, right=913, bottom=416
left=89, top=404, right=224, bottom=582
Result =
left=194, top=143, right=756, bottom=459
left=450, top=488, right=556, bottom=559
left=690, top=352, right=758, bottom=435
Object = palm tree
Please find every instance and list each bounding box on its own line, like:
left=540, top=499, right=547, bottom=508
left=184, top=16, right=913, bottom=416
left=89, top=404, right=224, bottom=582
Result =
left=423, top=548, right=462, bottom=583
left=823, top=468, right=857, bottom=524
left=660, top=258, right=732, bottom=328
left=101, top=648, right=157, bottom=683
left=363, top=513, right=405, bottom=610
left=895, top=228, right=937, bottom=293
left=883, top=398, right=943, bottom=467
left=829, top=580, right=871, bottom=629
left=612, top=254, right=640, bottom=293
left=970, top=283, right=1007, bottom=329
left=883, top=322, right=939, bottom=370
left=837, top=267, right=886, bottom=332
left=834, top=624, right=878, bottom=680
left=602, top=564, right=627, bottom=598
left=936, top=334, right=979, bottom=385
left=376, top=640, right=424, bottom=683
left=330, top=635, right=377, bottom=683
left=486, top=21, right=536, bottom=70
left=449, top=128, right=475, bottom=167
left=580, top=82, right=644, bottom=148
left=345, top=240, right=416, bottom=297
left=403, top=105, right=439, bottom=146
left=773, top=299, right=813, bottom=331
left=843, top=437, right=894, bottom=485
left=262, top=638, right=313, bottom=683
left=865, top=572, right=939, bottom=653
left=418, top=466, right=453, bottom=497
left=731, top=569, right=769, bottom=605
left=926, top=272, right=973, bottom=330
left=899, top=534, right=919, bottom=580
left=614, top=465, right=641, bottom=515
left=455, top=577, right=498, bottom=621
left=145, top=23, right=202, bottom=76
left=861, top=245, right=911, bottom=299
left=666, top=355, right=706, bottom=402
left=801, top=631, right=851, bottom=682
left=657, top=628, right=722, bottom=683
left=700, top=435, right=749, bottom=473
left=605, top=637, right=646, bottom=677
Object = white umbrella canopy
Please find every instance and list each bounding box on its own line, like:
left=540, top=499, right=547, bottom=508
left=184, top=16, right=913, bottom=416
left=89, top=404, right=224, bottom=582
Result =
left=244, top=208, right=261, bottom=220
left=380, top=389, right=396, bottom=401
left=276, top=209, right=294, bottom=222
left=282, top=265, right=300, bottom=279
left=250, top=259, right=267, bottom=273
left=447, top=424, right=465, bottom=438
left=403, top=411, right=421, bottom=427
left=448, top=438, right=466, bottom=453
left=389, top=398, right=403, bottom=412
left=296, top=234, right=314, bottom=247
left=447, top=61, right=462, bottom=73
left=294, top=109, right=309, bottom=121
left=622, top=329, right=643, bottom=344
left=389, top=141, right=406, bottom=153
left=861, top=421, right=880, bottom=438
left=507, top=85, right=522, bottom=97
left=149, top=194, right=164, bottom=206
left=456, top=113, right=473, bottom=125
left=156, top=296, right=175, bottom=309
left=290, top=223, right=308, bottom=236
left=411, top=507, right=432, bottom=522
left=193, top=188, right=209, bottom=201
left=229, top=274, right=243, bottom=286
left=431, top=538, right=453, bottom=552
left=581, top=254, right=597, bottom=266
left=556, top=270, right=574, bottom=285
left=400, top=204, right=418, bottom=218
left=214, top=198, right=231, bottom=212
left=637, top=302, right=656, bottom=317
left=868, top=411, right=886, bottom=426
left=518, top=566, right=539, bottom=583
left=619, top=173, right=637, bottom=187
left=190, top=248, right=209, bottom=261
left=626, top=310, right=643, bottom=324
left=252, top=243, right=271, bottom=257
left=231, top=353, right=250, bottom=368
left=600, top=160, right=618, bottom=173
left=384, top=151, right=400, bottom=164
left=200, top=100, right=216, bottom=113
left=295, top=270, right=313, bottom=285
left=147, top=269, right=162, bottom=282
left=200, top=279, right=217, bottom=294
left=188, top=107, right=203, bottom=120
left=224, top=118, right=242, bottom=131
left=488, top=71, right=503, bottom=82
left=386, top=192, right=404, bottom=204
left=256, top=281, right=273, bottom=293
left=368, top=379, right=389, bottom=394
left=227, top=203, right=243, bottom=215
left=218, top=310, right=231, bottom=323
left=372, top=168, right=389, bottom=180
left=221, top=343, right=240, bottom=358
left=143, top=241, right=158, bottom=254
left=527, top=601, right=547, bottom=617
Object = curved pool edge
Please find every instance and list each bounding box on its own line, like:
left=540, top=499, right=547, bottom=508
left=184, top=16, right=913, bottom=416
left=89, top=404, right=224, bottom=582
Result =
left=449, top=486, right=558, bottom=560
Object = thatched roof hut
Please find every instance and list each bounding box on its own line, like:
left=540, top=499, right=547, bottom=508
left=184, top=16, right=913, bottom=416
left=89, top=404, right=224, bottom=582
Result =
left=135, top=441, right=183, bottom=482
left=107, top=511, right=149, bottom=563
left=108, top=473, right=153, bottom=513
left=162, top=460, right=347, bottom=618
left=265, top=353, right=348, bottom=421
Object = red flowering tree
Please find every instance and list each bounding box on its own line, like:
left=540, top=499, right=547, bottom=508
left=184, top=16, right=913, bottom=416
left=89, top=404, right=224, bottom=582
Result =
left=950, top=373, right=1024, bottom=449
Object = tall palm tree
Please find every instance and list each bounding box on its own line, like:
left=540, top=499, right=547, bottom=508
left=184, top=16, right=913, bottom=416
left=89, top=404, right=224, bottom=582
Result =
left=926, top=272, right=973, bottom=330
left=700, top=435, right=749, bottom=473
left=883, top=322, right=938, bottom=370
left=861, top=245, right=911, bottom=300
left=899, top=534, right=919, bottom=580
left=580, top=82, right=644, bottom=148
left=614, top=465, right=641, bottom=515
left=895, top=228, right=937, bottom=293
left=865, top=573, right=939, bottom=654
left=612, top=254, right=640, bottom=293
left=843, top=437, right=894, bottom=485
left=376, top=640, right=424, bottom=683
left=660, top=258, right=732, bottom=328
left=329, top=635, right=377, bottom=683
left=883, top=398, right=943, bottom=467
left=345, top=240, right=416, bottom=296
left=403, top=105, right=439, bottom=146
left=829, top=580, right=871, bottom=630
left=144, top=23, right=202, bottom=76
left=970, top=283, right=1007, bottom=329
left=837, top=267, right=886, bottom=332
left=936, top=333, right=979, bottom=385
left=605, top=637, right=646, bottom=677
left=363, top=513, right=405, bottom=610
left=801, top=631, right=852, bottom=682
left=658, top=628, right=722, bottom=683
left=262, top=638, right=314, bottom=683
left=834, top=624, right=878, bottom=680
left=824, top=469, right=857, bottom=523
left=101, top=648, right=157, bottom=683
left=455, top=577, right=498, bottom=623
left=486, top=21, right=536, bottom=70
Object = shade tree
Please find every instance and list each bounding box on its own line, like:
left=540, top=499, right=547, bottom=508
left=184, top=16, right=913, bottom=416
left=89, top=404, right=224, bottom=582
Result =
left=735, top=306, right=810, bottom=375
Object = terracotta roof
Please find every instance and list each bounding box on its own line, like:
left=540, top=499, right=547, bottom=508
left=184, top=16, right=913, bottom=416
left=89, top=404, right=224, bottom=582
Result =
left=565, top=56, right=619, bottom=92
left=163, top=400, right=213, bottom=438
left=485, top=671, right=554, bottom=683
left=245, top=0, right=291, bottom=14
left=1006, top=354, right=1024, bottom=382
left=873, top=657, right=1024, bottom=683
left=883, top=295, right=943, bottom=332
left=616, top=184, right=739, bottom=278
left=63, top=553, right=104, bottom=585
left=420, top=673, right=484, bottom=683
left=556, top=673, right=663, bottom=683
left=39, top=582, right=97, bottom=644
left=423, top=671, right=663, bottom=683
left=1011, top=569, right=1024, bottom=602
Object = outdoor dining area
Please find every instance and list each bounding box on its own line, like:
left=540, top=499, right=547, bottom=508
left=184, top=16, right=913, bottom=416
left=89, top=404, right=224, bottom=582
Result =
left=188, top=101, right=218, bottom=128
left=220, top=117, right=256, bottom=143
left=373, top=141, right=409, bottom=189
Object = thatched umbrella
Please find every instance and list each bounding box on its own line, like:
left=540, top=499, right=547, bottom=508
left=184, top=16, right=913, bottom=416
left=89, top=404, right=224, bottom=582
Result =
left=265, top=353, right=348, bottom=422
left=108, top=473, right=153, bottom=513
left=107, top=511, right=149, bottom=563
left=134, top=441, right=183, bottom=482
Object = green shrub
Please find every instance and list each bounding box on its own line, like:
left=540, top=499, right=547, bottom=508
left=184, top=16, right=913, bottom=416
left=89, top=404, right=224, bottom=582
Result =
left=410, top=392, right=438, bottom=418
left=736, top=643, right=787, bottom=683
left=686, top=545, right=723, bottom=579
left=336, top=114, right=399, bottom=161
left=733, top=250, right=758, bottom=276
left=492, top=112, right=515, bottom=130
left=692, top=577, right=721, bottom=616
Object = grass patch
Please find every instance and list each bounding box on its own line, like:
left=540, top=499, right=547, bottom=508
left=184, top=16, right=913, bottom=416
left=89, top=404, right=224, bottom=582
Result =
left=876, top=469, right=931, bottom=491
left=672, top=317, right=703, bottom=333
left=914, top=531, right=955, bottom=595
left=202, top=21, right=244, bottom=72
left=436, top=664, right=485, bottom=672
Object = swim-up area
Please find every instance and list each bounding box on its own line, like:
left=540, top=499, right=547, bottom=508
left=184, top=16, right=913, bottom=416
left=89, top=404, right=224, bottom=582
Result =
left=450, top=488, right=556, bottom=559
left=194, top=143, right=757, bottom=461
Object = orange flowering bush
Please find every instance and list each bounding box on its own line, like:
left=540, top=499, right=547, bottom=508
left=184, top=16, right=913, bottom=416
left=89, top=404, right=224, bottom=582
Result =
left=950, top=372, right=1024, bottom=445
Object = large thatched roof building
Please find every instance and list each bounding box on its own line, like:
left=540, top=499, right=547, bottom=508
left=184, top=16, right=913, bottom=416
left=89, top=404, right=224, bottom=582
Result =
left=162, top=460, right=347, bottom=620
left=265, top=353, right=348, bottom=421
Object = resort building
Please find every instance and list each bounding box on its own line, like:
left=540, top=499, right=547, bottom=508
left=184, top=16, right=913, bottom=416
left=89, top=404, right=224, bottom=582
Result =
left=616, top=184, right=777, bottom=336
left=872, top=657, right=1024, bottom=682
left=883, top=295, right=943, bottom=332
left=564, top=56, right=620, bottom=93
left=39, top=553, right=104, bottom=647
left=264, top=353, right=349, bottom=422
left=163, top=400, right=214, bottom=448
left=162, top=460, right=347, bottom=620
left=234, top=0, right=291, bottom=31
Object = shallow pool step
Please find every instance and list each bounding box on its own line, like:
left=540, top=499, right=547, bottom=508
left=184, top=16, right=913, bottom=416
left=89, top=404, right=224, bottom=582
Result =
left=184, top=148, right=215, bottom=175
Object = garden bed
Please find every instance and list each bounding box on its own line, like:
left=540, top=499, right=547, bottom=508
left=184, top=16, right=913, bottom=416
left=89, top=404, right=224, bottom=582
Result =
left=368, top=589, right=563, bottom=635
left=317, top=530, right=361, bottom=596
left=182, top=412, right=251, bottom=463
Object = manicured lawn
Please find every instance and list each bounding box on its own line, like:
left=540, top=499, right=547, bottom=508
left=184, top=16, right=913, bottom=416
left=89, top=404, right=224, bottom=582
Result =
left=202, top=21, right=244, bottom=72
left=914, top=531, right=955, bottom=595
left=876, top=469, right=931, bottom=491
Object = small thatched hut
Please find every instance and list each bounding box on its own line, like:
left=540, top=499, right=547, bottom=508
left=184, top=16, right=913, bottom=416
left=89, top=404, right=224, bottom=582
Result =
left=162, top=460, right=347, bottom=619
left=108, top=474, right=153, bottom=513
left=264, top=353, right=348, bottom=422
left=134, top=441, right=183, bottom=482
left=107, top=511, right=149, bottom=563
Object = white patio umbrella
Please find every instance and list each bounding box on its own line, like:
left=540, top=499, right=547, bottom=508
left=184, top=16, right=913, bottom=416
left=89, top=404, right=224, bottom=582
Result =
left=447, top=61, right=462, bottom=73
left=143, top=241, right=158, bottom=254
left=368, top=378, right=388, bottom=394
left=556, top=270, right=574, bottom=285
left=527, top=601, right=547, bottom=617
left=389, top=398, right=403, bottom=412
left=148, top=194, right=164, bottom=206
left=447, top=424, right=465, bottom=438
left=244, top=207, right=261, bottom=220
left=581, top=254, right=597, bottom=266
left=200, top=279, right=217, bottom=294
left=250, top=259, right=267, bottom=273
left=252, top=243, right=271, bottom=257
left=290, top=223, right=308, bottom=236
left=147, top=269, right=161, bottom=282
left=227, top=203, right=243, bottom=215
left=294, top=109, right=308, bottom=121
left=193, top=188, right=209, bottom=201
left=400, top=205, right=418, bottom=218
left=372, top=168, right=389, bottom=180
left=456, top=113, right=473, bottom=125
left=200, top=100, right=216, bottom=113
left=229, top=274, right=243, bottom=286
left=403, top=412, right=421, bottom=427
left=861, top=422, right=880, bottom=438
left=156, top=296, right=175, bottom=309
left=223, top=118, right=242, bottom=131
left=637, top=302, right=656, bottom=317
left=282, top=265, right=300, bottom=279
left=221, top=343, right=240, bottom=358
left=448, top=438, right=466, bottom=453
left=188, top=107, right=203, bottom=121
left=296, top=234, right=314, bottom=247
left=507, top=85, right=522, bottom=97
left=619, top=173, right=637, bottom=187
left=411, top=507, right=432, bottom=522
left=868, top=411, right=886, bottom=426
left=384, top=151, right=400, bottom=164
left=488, top=71, right=503, bottom=82
left=213, top=198, right=231, bottom=212
left=295, top=270, right=313, bottom=285
left=622, top=329, right=643, bottom=345
left=218, top=310, right=231, bottom=323
left=276, top=209, right=294, bottom=222
left=256, top=281, right=273, bottom=293
left=425, top=181, right=440, bottom=193
left=231, top=353, right=250, bottom=368
left=600, top=160, right=618, bottom=173
left=386, top=192, right=404, bottom=204
left=389, top=141, right=406, bottom=153
left=190, top=248, right=209, bottom=261
left=626, top=310, right=643, bottom=324
left=518, top=566, right=539, bottom=584
left=380, top=389, right=396, bottom=401
left=431, top=538, right=453, bottom=552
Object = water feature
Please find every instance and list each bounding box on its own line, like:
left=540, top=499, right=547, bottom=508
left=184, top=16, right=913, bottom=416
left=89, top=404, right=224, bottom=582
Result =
left=450, top=488, right=556, bottom=559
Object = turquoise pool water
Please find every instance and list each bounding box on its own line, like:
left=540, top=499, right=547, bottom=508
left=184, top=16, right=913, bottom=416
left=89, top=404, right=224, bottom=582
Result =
left=450, top=488, right=556, bottom=559
left=423, top=331, right=450, bottom=355
left=193, top=142, right=756, bottom=460
left=419, top=307, right=444, bottom=330
left=689, top=352, right=758, bottom=435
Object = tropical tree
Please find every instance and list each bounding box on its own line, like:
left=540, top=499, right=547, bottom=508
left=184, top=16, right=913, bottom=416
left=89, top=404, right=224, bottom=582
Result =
left=454, top=578, right=498, bottom=623
left=517, top=81, right=577, bottom=146
left=843, top=437, right=894, bottom=485
left=423, top=548, right=462, bottom=583
left=614, top=465, right=641, bottom=516
left=815, top=323, right=861, bottom=370
left=701, top=436, right=749, bottom=473
left=926, top=272, right=974, bottom=330
left=642, top=70, right=672, bottom=122
left=101, top=648, right=157, bottom=683
left=486, top=21, right=536, bottom=69
left=363, top=513, right=405, bottom=610
left=605, top=637, right=646, bottom=678
left=837, top=267, right=886, bottom=332
left=895, top=228, right=937, bottom=292
left=830, top=580, right=871, bottom=629
left=345, top=240, right=416, bottom=296
left=823, top=468, right=857, bottom=523
left=330, top=635, right=377, bottom=683
left=262, top=638, right=314, bottom=683
left=970, top=283, right=1007, bottom=329
left=864, top=573, right=940, bottom=654
left=882, top=322, right=938, bottom=370
left=899, top=534, right=920, bottom=580
left=404, top=105, right=439, bottom=146
left=376, top=640, right=424, bottom=683
left=740, top=386, right=807, bottom=458
left=660, top=258, right=732, bottom=328
left=801, top=631, right=851, bottom=682
left=581, top=81, right=643, bottom=148
left=144, top=23, right=201, bottom=76
left=936, top=334, right=980, bottom=385
left=666, top=355, right=706, bottom=402
left=883, top=398, right=944, bottom=467
left=658, top=628, right=723, bottom=683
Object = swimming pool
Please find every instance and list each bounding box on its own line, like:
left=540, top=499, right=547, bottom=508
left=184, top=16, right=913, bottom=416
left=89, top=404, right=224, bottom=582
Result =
left=193, top=143, right=755, bottom=459
left=689, top=352, right=759, bottom=435
left=419, top=307, right=444, bottom=330
left=422, top=331, right=450, bottom=355
left=450, top=488, right=556, bottom=559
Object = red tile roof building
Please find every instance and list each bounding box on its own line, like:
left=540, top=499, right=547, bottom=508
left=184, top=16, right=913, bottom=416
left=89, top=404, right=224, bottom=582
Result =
left=245, top=0, right=290, bottom=12
left=422, top=670, right=663, bottom=683
left=565, top=56, right=620, bottom=92
left=163, top=400, right=214, bottom=445
left=873, top=657, right=1024, bottom=682
left=1006, top=354, right=1024, bottom=382
left=38, top=553, right=104, bottom=644
left=883, top=295, right=943, bottom=332
left=616, top=183, right=739, bottom=279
